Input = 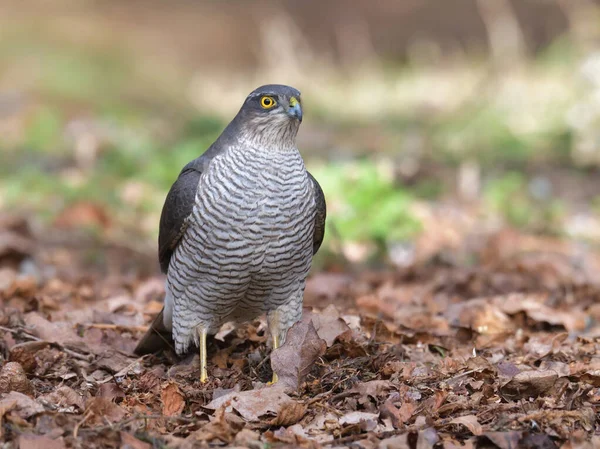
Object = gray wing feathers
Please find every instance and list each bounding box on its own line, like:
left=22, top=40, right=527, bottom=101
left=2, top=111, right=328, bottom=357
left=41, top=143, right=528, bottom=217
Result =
left=158, top=144, right=223, bottom=273
left=308, top=171, right=326, bottom=255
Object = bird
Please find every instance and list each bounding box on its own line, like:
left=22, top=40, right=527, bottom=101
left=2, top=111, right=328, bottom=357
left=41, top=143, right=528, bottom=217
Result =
left=134, top=84, right=326, bottom=384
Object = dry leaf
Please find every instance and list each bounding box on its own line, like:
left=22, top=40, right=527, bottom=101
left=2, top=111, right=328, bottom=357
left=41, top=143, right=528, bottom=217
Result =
left=39, top=386, right=85, bottom=411
left=500, top=370, right=558, bottom=399
left=0, top=392, right=43, bottom=419
left=120, top=432, right=151, bottom=449
left=270, top=318, right=326, bottom=391
left=306, top=306, right=351, bottom=346
left=161, top=382, right=185, bottom=416
left=450, top=415, right=483, bottom=436
left=18, top=434, right=66, bottom=449
left=271, top=400, right=307, bottom=426
left=206, top=386, right=300, bottom=423
left=85, top=397, right=126, bottom=425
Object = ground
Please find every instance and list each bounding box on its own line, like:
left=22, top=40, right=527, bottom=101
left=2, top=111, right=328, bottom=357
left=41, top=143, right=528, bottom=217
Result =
left=0, top=212, right=599, bottom=449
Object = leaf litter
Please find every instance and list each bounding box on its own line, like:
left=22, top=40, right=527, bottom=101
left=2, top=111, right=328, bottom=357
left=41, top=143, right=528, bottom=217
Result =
left=0, top=215, right=599, bottom=447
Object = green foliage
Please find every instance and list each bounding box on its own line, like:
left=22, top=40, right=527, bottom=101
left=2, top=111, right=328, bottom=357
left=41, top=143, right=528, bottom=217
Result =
left=483, top=172, right=565, bottom=232
left=311, top=160, right=422, bottom=245
left=23, top=106, right=64, bottom=153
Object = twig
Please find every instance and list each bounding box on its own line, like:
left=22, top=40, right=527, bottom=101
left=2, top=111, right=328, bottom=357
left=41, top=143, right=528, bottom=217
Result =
left=77, top=414, right=197, bottom=434
left=73, top=410, right=92, bottom=439
left=322, top=429, right=404, bottom=446
left=98, top=356, right=147, bottom=384
left=0, top=325, right=93, bottom=362
left=84, top=323, right=149, bottom=333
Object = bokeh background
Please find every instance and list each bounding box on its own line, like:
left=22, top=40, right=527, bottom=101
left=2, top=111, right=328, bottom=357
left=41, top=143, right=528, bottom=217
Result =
left=2, top=0, right=600, bottom=275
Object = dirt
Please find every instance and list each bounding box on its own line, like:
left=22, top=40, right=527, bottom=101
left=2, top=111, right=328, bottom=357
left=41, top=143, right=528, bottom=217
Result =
left=0, top=214, right=599, bottom=448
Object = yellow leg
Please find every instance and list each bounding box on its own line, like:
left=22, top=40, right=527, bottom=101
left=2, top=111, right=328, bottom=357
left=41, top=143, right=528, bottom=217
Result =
left=271, top=332, right=280, bottom=384
left=199, top=328, right=208, bottom=383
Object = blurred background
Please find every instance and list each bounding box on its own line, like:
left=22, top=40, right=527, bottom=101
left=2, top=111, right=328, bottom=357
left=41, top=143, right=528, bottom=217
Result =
left=2, top=0, right=600, bottom=276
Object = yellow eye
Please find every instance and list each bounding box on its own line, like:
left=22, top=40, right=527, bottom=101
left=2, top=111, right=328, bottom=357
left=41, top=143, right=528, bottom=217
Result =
left=260, top=96, right=276, bottom=109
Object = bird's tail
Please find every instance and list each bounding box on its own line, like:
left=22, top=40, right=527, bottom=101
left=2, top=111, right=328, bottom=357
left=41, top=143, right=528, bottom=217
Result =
left=134, top=307, right=174, bottom=356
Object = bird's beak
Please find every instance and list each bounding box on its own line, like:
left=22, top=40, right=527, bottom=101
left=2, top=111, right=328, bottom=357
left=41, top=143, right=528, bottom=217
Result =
left=288, top=97, right=302, bottom=122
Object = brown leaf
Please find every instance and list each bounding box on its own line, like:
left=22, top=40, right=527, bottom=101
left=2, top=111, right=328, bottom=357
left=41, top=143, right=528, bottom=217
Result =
left=18, top=434, right=66, bottom=449
left=271, top=318, right=326, bottom=391
left=449, top=415, right=483, bottom=436
left=445, top=298, right=512, bottom=334
left=0, top=391, right=43, bottom=419
left=206, top=386, right=300, bottom=423
left=9, top=341, right=52, bottom=373
left=338, top=411, right=379, bottom=431
left=161, top=382, right=185, bottom=416
left=96, top=383, right=126, bottom=401
left=120, top=432, right=151, bottom=449
left=189, top=406, right=243, bottom=443
left=495, top=293, right=586, bottom=332
left=85, top=397, right=126, bottom=426
left=580, top=370, right=600, bottom=387
left=379, top=434, right=412, bottom=449
left=500, top=370, right=558, bottom=400
left=380, top=398, right=414, bottom=428
left=23, top=313, right=87, bottom=352
left=39, top=386, right=85, bottom=411
left=271, top=400, right=307, bottom=426
left=306, top=306, right=351, bottom=346
left=353, top=380, right=396, bottom=399
left=0, top=362, right=33, bottom=396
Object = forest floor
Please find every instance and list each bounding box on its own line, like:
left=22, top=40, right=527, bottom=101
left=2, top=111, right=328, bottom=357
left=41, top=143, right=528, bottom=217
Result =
left=0, top=211, right=599, bottom=449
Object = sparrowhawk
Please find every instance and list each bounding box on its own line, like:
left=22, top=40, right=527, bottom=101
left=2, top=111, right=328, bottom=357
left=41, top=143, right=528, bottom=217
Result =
left=134, top=84, right=326, bottom=384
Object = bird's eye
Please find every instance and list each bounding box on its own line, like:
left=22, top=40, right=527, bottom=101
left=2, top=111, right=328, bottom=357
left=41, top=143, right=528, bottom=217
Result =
left=260, top=96, right=276, bottom=109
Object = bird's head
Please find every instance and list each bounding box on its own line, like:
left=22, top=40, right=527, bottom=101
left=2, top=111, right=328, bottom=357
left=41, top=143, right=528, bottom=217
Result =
left=232, top=84, right=303, bottom=151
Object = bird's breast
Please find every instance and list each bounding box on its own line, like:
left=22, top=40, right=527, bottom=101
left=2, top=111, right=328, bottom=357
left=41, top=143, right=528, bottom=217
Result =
left=190, top=147, right=315, bottom=258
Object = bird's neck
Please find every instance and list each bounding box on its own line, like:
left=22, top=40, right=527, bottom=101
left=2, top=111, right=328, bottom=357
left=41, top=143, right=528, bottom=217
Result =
left=236, top=123, right=299, bottom=153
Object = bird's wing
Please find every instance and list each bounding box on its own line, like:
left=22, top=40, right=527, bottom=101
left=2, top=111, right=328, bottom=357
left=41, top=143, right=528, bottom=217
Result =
left=135, top=146, right=223, bottom=357
left=308, top=171, right=326, bottom=255
left=158, top=145, right=222, bottom=273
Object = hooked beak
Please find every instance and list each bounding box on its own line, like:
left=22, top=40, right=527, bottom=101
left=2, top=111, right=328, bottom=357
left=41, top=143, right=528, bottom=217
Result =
left=287, top=96, right=302, bottom=122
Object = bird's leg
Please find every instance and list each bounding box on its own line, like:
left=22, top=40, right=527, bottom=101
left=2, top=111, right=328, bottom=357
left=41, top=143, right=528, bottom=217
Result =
left=198, top=327, right=208, bottom=383
left=268, top=310, right=282, bottom=384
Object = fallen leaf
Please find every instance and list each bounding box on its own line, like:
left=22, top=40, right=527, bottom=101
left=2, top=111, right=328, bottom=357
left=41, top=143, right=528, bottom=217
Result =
left=9, top=341, right=52, bottom=373
left=339, top=411, right=379, bottom=425
left=189, top=406, right=242, bottom=443
left=85, top=397, right=126, bottom=426
left=580, top=370, right=600, bottom=387
left=206, top=386, right=300, bottom=423
left=120, top=432, right=151, bottom=449
left=39, top=386, right=85, bottom=411
left=449, top=415, right=483, bottom=436
left=495, top=294, right=586, bottom=332
left=500, top=370, right=558, bottom=400
left=379, top=434, right=412, bottom=449
left=270, top=318, right=326, bottom=391
left=0, top=391, right=43, bottom=419
left=445, top=298, right=512, bottom=334
left=23, top=313, right=87, bottom=352
left=161, top=382, right=185, bottom=416
left=306, top=306, right=351, bottom=346
left=18, top=434, right=66, bottom=449
left=271, top=400, right=307, bottom=426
